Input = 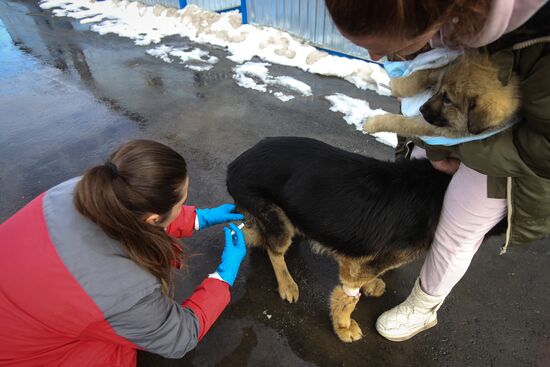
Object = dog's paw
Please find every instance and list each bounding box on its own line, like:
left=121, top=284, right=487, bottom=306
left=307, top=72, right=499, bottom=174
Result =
left=362, top=115, right=386, bottom=133
left=361, top=278, right=386, bottom=297
left=278, top=279, right=299, bottom=303
left=334, top=319, right=363, bottom=343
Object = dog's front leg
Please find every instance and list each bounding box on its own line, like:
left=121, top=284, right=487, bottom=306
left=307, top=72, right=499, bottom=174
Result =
left=364, top=114, right=429, bottom=136
left=390, top=68, right=443, bottom=97
left=330, top=284, right=363, bottom=343
left=330, top=259, right=368, bottom=342
left=267, top=249, right=299, bottom=303
left=364, top=114, right=459, bottom=138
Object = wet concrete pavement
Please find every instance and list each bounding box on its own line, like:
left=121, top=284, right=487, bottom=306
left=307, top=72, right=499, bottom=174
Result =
left=1, top=1, right=549, bottom=366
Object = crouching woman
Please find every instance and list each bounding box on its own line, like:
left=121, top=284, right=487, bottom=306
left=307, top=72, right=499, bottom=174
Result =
left=0, top=139, right=246, bottom=366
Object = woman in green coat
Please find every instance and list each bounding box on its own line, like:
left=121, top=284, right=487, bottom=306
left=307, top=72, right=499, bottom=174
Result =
left=325, top=0, right=550, bottom=342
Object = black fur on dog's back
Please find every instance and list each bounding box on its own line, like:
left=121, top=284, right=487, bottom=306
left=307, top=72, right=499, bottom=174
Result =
left=227, top=137, right=453, bottom=257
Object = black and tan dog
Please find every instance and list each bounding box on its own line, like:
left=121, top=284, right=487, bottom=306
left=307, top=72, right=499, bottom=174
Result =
left=364, top=53, right=520, bottom=138
left=227, top=137, right=457, bottom=342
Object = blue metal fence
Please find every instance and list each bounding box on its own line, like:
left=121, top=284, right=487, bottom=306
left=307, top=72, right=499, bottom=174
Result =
left=138, top=0, right=240, bottom=11
left=132, top=0, right=371, bottom=61
left=242, top=0, right=371, bottom=61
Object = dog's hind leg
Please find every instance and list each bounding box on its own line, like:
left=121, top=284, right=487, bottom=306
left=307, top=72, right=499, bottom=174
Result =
left=361, top=276, right=387, bottom=298
left=238, top=210, right=266, bottom=248
left=244, top=202, right=299, bottom=303
left=360, top=249, right=423, bottom=297
left=232, top=190, right=299, bottom=302
left=264, top=206, right=299, bottom=303
left=268, top=245, right=298, bottom=303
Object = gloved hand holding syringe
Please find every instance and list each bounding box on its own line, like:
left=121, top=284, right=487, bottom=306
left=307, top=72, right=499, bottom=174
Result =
left=213, top=222, right=247, bottom=286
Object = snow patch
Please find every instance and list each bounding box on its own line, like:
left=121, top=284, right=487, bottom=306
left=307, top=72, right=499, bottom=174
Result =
left=147, top=44, right=218, bottom=70
left=185, top=64, right=213, bottom=71
left=146, top=44, right=173, bottom=63
left=325, top=93, right=397, bottom=147
left=233, top=62, right=311, bottom=102
left=273, top=92, right=294, bottom=102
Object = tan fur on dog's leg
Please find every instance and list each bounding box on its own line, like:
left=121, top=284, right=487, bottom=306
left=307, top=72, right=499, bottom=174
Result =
left=361, top=277, right=386, bottom=297
left=238, top=210, right=265, bottom=248
left=364, top=114, right=464, bottom=138
left=390, top=69, right=442, bottom=97
left=329, top=258, right=373, bottom=342
left=268, top=249, right=299, bottom=303
left=330, top=285, right=363, bottom=343
left=241, top=225, right=264, bottom=248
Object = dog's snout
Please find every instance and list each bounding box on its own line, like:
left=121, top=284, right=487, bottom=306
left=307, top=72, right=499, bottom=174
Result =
left=420, top=105, right=437, bottom=125
left=419, top=104, right=427, bottom=115
left=420, top=102, right=448, bottom=127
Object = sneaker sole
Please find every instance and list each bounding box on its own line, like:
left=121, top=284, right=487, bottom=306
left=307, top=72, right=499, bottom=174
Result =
left=377, top=319, right=438, bottom=342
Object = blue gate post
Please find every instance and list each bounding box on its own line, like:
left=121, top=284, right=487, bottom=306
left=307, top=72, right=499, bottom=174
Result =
left=240, top=0, right=248, bottom=24
left=178, top=0, right=187, bottom=9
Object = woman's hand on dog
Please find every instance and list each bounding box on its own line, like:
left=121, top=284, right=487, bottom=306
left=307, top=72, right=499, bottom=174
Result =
left=195, top=204, right=244, bottom=229
left=430, top=157, right=461, bottom=175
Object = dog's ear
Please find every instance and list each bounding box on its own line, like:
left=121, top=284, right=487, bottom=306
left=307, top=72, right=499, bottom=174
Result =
left=466, top=97, right=487, bottom=135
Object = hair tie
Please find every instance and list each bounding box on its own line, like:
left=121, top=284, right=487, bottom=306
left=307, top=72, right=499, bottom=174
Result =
left=105, top=161, right=119, bottom=177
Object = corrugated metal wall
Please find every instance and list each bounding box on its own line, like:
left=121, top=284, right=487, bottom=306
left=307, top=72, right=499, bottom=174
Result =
left=137, top=0, right=240, bottom=11
left=138, top=0, right=180, bottom=8
left=245, top=0, right=371, bottom=60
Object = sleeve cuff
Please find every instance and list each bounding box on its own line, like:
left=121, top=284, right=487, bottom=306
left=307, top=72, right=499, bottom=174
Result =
left=194, top=214, right=200, bottom=231
left=207, top=272, right=226, bottom=283
left=166, top=206, right=196, bottom=238
left=181, top=278, right=231, bottom=340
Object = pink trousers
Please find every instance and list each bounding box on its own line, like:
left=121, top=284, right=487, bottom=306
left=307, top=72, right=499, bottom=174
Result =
left=411, top=147, right=507, bottom=297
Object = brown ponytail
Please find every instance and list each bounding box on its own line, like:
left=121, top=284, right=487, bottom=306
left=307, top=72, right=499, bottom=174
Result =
left=325, top=0, right=491, bottom=48
left=74, top=140, right=188, bottom=296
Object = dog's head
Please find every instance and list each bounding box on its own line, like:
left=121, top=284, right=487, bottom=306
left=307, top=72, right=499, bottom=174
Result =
left=420, top=55, right=520, bottom=135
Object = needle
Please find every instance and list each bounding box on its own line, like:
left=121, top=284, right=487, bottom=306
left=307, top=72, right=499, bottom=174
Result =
left=230, top=222, right=246, bottom=238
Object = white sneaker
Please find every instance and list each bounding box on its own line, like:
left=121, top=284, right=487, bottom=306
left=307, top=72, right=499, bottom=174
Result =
left=376, top=278, right=445, bottom=341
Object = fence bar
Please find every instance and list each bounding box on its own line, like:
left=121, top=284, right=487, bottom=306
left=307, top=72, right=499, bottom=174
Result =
left=241, top=0, right=248, bottom=24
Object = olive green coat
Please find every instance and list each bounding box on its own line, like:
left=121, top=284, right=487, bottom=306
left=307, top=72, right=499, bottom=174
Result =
left=400, top=4, right=550, bottom=251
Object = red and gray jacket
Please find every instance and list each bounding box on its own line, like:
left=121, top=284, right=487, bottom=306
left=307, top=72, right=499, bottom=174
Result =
left=0, top=177, right=230, bottom=366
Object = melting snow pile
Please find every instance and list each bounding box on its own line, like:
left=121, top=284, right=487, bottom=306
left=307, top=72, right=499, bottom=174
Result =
left=233, top=62, right=312, bottom=102
left=146, top=44, right=218, bottom=71
left=325, top=94, right=397, bottom=147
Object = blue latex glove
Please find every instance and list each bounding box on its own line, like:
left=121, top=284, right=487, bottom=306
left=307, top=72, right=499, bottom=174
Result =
left=215, top=223, right=247, bottom=286
left=195, top=204, right=244, bottom=230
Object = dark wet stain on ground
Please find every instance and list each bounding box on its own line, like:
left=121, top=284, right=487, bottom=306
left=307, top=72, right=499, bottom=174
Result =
left=1, top=1, right=549, bottom=366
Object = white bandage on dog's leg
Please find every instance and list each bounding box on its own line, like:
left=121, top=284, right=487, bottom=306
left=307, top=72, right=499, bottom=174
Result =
left=342, top=285, right=361, bottom=298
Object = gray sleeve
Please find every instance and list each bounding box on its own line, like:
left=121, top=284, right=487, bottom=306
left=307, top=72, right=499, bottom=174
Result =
left=107, top=288, right=200, bottom=359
